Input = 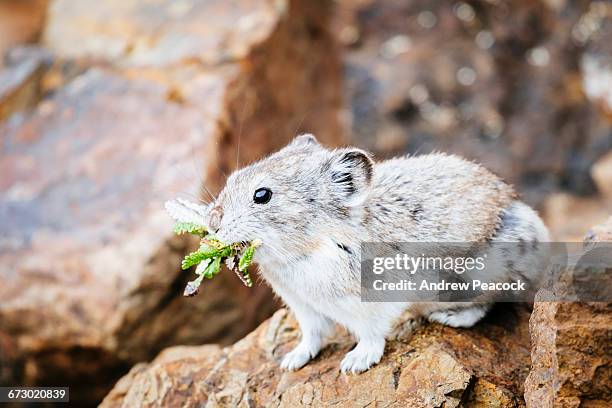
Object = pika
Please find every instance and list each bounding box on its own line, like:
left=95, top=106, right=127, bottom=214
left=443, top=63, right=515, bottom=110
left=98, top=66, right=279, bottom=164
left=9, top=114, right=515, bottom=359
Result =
left=199, top=134, right=549, bottom=373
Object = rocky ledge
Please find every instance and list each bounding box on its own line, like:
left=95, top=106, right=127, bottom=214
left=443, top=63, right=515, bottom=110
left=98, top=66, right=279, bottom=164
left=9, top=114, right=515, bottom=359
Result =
left=525, top=217, right=612, bottom=407
left=102, top=305, right=532, bottom=407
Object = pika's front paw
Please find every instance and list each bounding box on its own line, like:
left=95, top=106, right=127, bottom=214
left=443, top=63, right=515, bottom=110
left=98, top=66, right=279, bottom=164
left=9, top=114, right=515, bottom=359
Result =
left=280, top=347, right=313, bottom=371
left=340, top=346, right=383, bottom=374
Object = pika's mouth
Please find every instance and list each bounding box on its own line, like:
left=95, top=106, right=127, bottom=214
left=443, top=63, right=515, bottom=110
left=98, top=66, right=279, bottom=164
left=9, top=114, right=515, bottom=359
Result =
left=229, top=240, right=252, bottom=251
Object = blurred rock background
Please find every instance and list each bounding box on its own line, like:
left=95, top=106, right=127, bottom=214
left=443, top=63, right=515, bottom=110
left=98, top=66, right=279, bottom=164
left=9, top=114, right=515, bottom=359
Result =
left=0, top=0, right=344, bottom=404
left=334, top=0, right=611, bottom=240
left=0, top=0, right=610, bottom=406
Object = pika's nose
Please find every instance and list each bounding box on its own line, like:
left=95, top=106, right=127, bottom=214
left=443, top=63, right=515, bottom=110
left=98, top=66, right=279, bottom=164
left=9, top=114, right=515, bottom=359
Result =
left=208, top=206, right=223, bottom=232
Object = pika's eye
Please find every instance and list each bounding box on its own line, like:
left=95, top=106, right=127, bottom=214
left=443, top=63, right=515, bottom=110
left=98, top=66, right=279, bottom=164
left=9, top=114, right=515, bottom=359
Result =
left=253, top=187, right=272, bottom=204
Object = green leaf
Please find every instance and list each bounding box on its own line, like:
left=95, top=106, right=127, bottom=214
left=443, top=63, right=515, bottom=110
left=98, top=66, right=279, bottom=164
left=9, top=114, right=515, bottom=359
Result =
left=238, top=245, right=256, bottom=272
left=182, top=250, right=213, bottom=270
left=173, top=222, right=207, bottom=236
left=181, top=243, right=232, bottom=270
left=183, top=257, right=221, bottom=296
left=203, top=257, right=222, bottom=279
left=200, top=239, right=232, bottom=253
left=194, top=259, right=211, bottom=276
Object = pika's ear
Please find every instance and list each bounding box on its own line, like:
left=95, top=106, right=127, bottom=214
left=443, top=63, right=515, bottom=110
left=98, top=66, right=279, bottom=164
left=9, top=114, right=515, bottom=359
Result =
left=287, top=133, right=320, bottom=149
left=326, top=148, right=374, bottom=206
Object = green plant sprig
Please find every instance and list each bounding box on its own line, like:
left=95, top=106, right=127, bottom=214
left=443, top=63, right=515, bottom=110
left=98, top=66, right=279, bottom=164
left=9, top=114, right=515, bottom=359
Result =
left=180, top=238, right=259, bottom=296
left=165, top=199, right=260, bottom=296
left=173, top=222, right=207, bottom=236
left=181, top=239, right=233, bottom=270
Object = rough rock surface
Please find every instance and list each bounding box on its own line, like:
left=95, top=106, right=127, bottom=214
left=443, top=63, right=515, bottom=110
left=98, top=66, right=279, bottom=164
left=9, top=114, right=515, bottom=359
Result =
left=524, top=218, right=612, bottom=407
left=0, top=0, right=342, bottom=404
left=101, top=305, right=532, bottom=407
left=336, top=0, right=612, bottom=205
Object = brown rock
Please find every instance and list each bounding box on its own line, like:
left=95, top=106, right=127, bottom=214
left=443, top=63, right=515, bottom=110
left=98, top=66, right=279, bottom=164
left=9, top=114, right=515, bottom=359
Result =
left=336, top=0, right=611, bottom=204
left=101, top=305, right=532, bottom=407
left=45, top=0, right=283, bottom=67
left=592, top=151, right=612, bottom=200
left=0, top=0, right=343, bottom=404
left=4, top=45, right=87, bottom=98
left=524, top=219, right=612, bottom=407
left=43, top=0, right=344, bottom=188
left=0, top=51, right=49, bottom=122
left=542, top=193, right=611, bottom=241
left=0, top=0, right=48, bottom=68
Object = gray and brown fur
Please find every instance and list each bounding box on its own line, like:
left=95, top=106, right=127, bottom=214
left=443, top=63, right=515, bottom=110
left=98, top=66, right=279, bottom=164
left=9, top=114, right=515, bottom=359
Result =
left=201, top=134, right=549, bottom=373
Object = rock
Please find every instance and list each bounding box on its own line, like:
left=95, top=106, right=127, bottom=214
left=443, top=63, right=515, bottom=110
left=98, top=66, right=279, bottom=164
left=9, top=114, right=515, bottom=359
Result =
left=3, top=45, right=87, bottom=98
left=524, top=218, right=612, bottom=407
left=0, top=0, right=48, bottom=68
left=101, top=305, right=532, bottom=407
left=592, top=151, right=612, bottom=200
left=541, top=193, right=611, bottom=241
left=44, top=0, right=283, bottom=67
left=42, top=0, right=344, bottom=187
left=581, top=5, right=612, bottom=119
left=0, top=0, right=343, bottom=404
left=0, top=51, right=49, bottom=122
left=336, top=0, right=612, bottom=204
left=525, top=302, right=612, bottom=407
left=586, top=217, right=612, bottom=243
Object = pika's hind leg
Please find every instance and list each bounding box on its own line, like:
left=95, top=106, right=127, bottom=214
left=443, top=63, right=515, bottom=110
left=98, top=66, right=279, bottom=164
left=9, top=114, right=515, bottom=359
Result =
left=280, top=299, right=334, bottom=371
left=426, top=304, right=490, bottom=328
